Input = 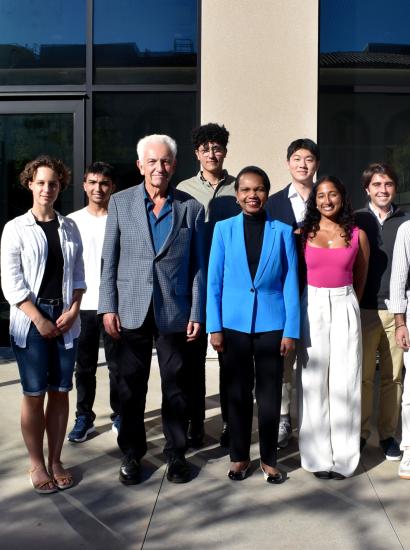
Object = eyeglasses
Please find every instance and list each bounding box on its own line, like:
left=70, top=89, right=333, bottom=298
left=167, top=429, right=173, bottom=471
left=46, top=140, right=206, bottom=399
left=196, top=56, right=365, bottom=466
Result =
left=197, top=145, right=225, bottom=156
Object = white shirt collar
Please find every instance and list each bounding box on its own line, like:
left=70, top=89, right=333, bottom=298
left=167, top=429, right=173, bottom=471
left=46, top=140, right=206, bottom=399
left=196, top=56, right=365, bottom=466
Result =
left=288, top=183, right=307, bottom=225
left=368, top=202, right=393, bottom=225
left=287, top=183, right=300, bottom=199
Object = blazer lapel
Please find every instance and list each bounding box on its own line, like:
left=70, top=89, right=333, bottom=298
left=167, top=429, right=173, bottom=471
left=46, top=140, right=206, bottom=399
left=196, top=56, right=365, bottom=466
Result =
left=232, top=214, right=254, bottom=288
left=131, top=184, right=155, bottom=254
left=156, top=195, right=187, bottom=258
left=282, top=185, right=298, bottom=228
left=253, top=219, right=276, bottom=286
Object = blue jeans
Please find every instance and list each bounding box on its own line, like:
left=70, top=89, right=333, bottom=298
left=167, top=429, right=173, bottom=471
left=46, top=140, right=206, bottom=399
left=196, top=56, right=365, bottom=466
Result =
left=11, top=302, right=77, bottom=396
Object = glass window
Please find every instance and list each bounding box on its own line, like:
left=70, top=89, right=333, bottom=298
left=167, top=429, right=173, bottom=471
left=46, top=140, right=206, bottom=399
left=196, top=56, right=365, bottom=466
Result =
left=0, top=0, right=86, bottom=85
left=0, top=113, right=74, bottom=221
left=0, top=111, right=75, bottom=342
left=319, top=0, right=410, bottom=207
left=319, top=92, right=410, bottom=207
left=93, top=0, right=197, bottom=84
left=93, top=92, right=197, bottom=188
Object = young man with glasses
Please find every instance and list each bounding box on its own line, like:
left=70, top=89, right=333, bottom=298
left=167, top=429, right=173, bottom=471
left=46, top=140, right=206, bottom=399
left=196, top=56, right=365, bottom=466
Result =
left=177, top=123, right=240, bottom=448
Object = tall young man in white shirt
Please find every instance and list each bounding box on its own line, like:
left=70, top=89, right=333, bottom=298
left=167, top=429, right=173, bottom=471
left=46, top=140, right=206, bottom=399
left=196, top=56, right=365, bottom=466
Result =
left=266, top=138, right=320, bottom=447
left=67, top=162, right=120, bottom=442
left=389, top=220, right=410, bottom=478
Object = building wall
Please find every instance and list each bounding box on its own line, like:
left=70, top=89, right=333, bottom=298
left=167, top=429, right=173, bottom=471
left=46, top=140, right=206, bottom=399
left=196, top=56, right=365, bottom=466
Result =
left=201, top=0, right=319, bottom=191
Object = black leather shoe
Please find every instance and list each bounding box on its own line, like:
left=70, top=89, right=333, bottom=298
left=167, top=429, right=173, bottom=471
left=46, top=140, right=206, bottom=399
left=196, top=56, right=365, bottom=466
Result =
left=187, top=421, right=204, bottom=449
left=261, top=466, right=284, bottom=484
left=330, top=471, right=346, bottom=480
left=228, top=462, right=251, bottom=481
left=313, top=471, right=331, bottom=479
left=360, top=438, right=366, bottom=453
left=220, top=422, right=230, bottom=447
left=119, top=456, right=141, bottom=485
left=167, top=456, right=191, bottom=483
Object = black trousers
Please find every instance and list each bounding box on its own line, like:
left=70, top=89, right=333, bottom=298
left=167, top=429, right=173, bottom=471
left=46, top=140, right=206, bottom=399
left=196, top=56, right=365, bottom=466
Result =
left=223, top=328, right=284, bottom=467
left=183, top=332, right=229, bottom=428
left=183, top=330, right=207, bottom=427
left=116, top=307, right=188, bottom=461
left=75, top=310, right=120, bottom=421
left=218, top=352, right=229, bottom=423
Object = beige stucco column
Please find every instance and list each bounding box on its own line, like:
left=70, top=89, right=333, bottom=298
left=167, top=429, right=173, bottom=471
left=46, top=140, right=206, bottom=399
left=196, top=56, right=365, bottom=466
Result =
left=200, top=0, right=319, bottom=191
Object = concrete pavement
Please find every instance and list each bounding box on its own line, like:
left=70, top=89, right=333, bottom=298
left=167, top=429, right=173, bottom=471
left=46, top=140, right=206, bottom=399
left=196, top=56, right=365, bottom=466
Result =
left=0, top=347, right=409, bottom=550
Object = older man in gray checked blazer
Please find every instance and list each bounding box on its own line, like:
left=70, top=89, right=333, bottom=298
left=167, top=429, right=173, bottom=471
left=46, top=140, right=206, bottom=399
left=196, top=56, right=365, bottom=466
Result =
left=98, top=134, right=206, bottom=485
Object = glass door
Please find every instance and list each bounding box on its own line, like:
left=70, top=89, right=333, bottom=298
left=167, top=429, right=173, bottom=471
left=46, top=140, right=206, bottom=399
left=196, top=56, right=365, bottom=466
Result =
left=0, top=99, right=85, bottom=344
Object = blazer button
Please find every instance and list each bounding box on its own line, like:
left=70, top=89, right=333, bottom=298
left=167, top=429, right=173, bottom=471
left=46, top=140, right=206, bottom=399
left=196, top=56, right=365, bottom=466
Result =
left=250, top=288, right=255, bottom=293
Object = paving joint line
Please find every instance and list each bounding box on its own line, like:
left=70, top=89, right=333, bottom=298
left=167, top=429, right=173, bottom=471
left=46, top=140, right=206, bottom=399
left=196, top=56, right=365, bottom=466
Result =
left=361, top=458, right=405, bottom=550
left=140, top=465, right=167, bottom=549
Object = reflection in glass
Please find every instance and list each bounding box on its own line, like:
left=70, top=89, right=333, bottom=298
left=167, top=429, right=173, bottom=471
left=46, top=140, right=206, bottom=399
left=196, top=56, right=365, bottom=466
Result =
left=320, top=0, right=410, bottom=87
left=320, top=0, right=410, bottom=54
left=93, top=92, right=197, bottom=188
left=319, top=93, right=410, bottom=208
left=319, top=0, right=410, bottom=207
left=0, top=113, right=74, bottom=222
left=0, top=112, right=74, bottom=341
left=93, top=0, right=197, bottom=84
left=0, top=0, right=86, bottom=85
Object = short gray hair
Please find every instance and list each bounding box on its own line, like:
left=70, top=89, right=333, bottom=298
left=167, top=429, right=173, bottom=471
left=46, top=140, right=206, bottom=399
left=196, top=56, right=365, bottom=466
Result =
left=136, top=134, right=177, bottom=161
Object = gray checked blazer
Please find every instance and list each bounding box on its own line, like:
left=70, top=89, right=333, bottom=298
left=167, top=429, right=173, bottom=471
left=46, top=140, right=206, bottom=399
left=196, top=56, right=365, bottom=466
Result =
left=98, top=182, right=206, bottom=333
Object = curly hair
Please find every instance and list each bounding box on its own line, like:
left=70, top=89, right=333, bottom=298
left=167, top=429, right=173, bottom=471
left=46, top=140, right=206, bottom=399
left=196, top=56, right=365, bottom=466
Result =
left=19, top=155, right=71, bottom=191
left=191, top=123, right=229, bottom=150
left=301, top=175, right=355, bottom=247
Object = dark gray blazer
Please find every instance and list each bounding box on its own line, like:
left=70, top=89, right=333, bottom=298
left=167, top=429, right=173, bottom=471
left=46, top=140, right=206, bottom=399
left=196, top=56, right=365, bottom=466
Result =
left=98, top=183, right=206, bottom=332
left=265, top=184, right=298, bottom=229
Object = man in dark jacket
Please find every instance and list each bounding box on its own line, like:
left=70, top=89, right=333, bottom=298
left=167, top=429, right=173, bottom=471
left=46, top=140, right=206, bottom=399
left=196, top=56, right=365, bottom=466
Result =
left=265, top=138, right=319, bottom=447
left=356, top=162, right=408, bottom=461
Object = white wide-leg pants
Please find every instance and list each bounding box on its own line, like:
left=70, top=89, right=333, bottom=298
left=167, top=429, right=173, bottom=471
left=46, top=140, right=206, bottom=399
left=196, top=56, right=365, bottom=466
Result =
left=401, top=307, right=410, bottom=448
left=298, top=285, right=362, bottom=477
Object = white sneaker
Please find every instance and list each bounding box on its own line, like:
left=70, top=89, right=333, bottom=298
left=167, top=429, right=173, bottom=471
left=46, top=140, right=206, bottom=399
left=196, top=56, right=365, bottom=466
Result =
left=277, top=419, right=292, bottom=448
left=398, top=451, right=410, bottom=480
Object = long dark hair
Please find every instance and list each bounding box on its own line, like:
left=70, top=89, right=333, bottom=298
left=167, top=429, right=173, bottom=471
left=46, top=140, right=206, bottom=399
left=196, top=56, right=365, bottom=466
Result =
left=301, top=175, right=355, bottom=246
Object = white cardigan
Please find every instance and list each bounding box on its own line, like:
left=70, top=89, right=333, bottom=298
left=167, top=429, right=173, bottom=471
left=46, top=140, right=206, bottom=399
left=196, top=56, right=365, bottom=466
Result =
left=1, top=210, right=86, bottom=348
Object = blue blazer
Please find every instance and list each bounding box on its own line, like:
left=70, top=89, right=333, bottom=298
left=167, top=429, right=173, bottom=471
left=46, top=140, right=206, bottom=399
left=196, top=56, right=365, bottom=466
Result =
left=206, top=213, right=300, bottom=338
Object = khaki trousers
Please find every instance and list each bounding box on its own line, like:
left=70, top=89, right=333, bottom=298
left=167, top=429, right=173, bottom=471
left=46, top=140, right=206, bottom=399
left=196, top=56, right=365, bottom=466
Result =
left=360, top=309, right=403, bottom=441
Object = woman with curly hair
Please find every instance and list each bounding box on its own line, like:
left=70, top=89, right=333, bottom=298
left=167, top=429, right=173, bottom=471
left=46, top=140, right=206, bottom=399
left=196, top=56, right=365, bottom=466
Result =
left=298, top=175, right=369, bottom=479
left=1, top=155, right=86, bottom=494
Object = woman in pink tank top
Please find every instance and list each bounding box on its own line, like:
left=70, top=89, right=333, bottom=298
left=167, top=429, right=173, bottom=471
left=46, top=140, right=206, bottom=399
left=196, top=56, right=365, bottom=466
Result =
left=298, top=176, right=369, bottom=479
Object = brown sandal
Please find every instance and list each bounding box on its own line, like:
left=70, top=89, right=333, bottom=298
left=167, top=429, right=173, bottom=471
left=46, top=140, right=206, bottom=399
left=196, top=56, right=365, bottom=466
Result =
left=48, top=461, right=74, bottom=490
left=29, top=467, right=57, bottom=494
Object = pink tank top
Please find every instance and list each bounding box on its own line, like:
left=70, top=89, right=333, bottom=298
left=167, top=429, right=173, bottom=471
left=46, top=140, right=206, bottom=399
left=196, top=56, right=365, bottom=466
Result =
left=305, top=227, right=359, bottom=288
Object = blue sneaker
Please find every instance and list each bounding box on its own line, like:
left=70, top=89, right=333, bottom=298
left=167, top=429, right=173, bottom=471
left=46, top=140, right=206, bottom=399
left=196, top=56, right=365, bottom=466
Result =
left=67, top=415, right=95, bottom=443
left=112, top=415, right=121, bottom=435
left=380, top=437, right=401, bottom=461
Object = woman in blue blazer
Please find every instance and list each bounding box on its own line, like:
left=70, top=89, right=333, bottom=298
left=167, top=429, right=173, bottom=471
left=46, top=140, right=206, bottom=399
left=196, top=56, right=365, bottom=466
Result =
left=207, top=166, right=300, bottom=483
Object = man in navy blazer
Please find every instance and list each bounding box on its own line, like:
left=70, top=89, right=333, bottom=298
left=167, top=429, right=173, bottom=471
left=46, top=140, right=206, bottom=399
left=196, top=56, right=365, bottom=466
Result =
left=98, top=134, right=206, bottom=485
left=265, top=138, right=320, bottom=447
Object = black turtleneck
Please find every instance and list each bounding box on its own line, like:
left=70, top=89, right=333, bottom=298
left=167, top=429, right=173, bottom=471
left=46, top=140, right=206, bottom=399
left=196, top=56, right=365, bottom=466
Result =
left=243, top=210, right=266, bottom=280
